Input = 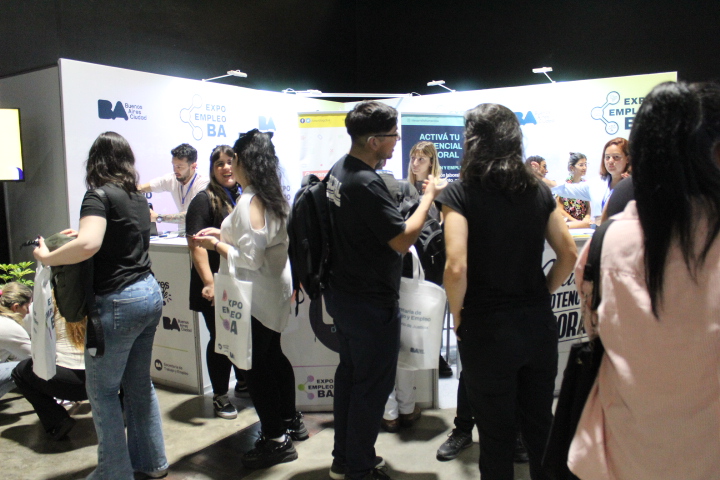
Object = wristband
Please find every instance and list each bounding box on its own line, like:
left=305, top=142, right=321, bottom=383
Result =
left=213, top=240, right=220, bottom=251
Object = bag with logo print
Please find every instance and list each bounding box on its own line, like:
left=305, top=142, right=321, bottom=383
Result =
left=397, top=247, right=447, bottom=370
left=214, top=253, right=253, bottom=370
left=31, top=261, right=56, bottom=380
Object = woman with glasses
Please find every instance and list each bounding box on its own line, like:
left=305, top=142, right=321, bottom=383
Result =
left=552, top=138, right=630, bottom=224
left=192, top=129, right=306, bottom=470
left=556, top=152, right=592, bottom=228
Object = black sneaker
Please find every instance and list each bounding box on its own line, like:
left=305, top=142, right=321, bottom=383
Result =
left=48, top=416, right=76, bottom=441
left=213, top=394, right=238, bottom=419
left=241, top=435, right=298, bottom=469
left=439, top=355, right=454, bottom=378
left=436, top=428, right=472, bottom=461
left=360, top=466, right=391, bottom=480
left=285, top=411, right=309, bottom=441
left=234, top=380, right=250, bottom=398
left=329, top=456, right=385, bottom=480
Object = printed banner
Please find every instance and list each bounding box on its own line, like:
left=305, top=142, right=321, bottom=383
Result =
left=400, top=114, right=464, bottom=182
left=297, top=112, right=351, bottom=179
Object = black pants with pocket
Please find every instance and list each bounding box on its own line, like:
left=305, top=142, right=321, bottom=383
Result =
left=11, top=358, right=87, bottom=432
left=457, top=305, right=557, bottom=480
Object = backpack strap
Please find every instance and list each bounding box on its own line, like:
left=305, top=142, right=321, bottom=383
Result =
left=583, top=219, right=615, bottom=311
left=84, top=188, right=108, bottom=357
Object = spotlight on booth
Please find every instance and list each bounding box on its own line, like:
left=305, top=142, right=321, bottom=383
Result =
left=202, top=70, right=248, bottom=82
left=427, top=80, right=456, bottom=93
left=532, top=67, right=555, bottom=83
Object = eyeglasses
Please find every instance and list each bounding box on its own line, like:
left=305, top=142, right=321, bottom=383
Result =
left=371, top=133, right=401, bottom=141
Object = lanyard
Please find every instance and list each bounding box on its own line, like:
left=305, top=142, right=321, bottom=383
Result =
left=224, top=186, right=238, bottom=207
left=179, top=173, right=198, bottom=206
left=601, top=183, right=613, bottom=211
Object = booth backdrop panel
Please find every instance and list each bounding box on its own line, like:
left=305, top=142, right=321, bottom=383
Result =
left=0, top=66, right=69, bottom=263
left=390, top=73, right=677, bottom=187
left=298, top=112, right=351, bottom=179
left=149, top=241, right=204, bottom=393
left=400, top=114, right=465, bottom=182
left=58, top=59, right=344, bottom=230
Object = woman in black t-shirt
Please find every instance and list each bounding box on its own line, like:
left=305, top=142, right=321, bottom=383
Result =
left=34, top=132, right=167, bottom=480
left=185, top=145, right=244, bottom=419
left=436, top=104, right=577, bottom=480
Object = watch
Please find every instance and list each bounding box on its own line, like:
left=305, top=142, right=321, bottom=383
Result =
left=156, top=214, right=164, bottom=223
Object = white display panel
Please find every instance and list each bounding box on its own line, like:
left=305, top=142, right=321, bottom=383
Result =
left=58, top=59, right=344, bottom=230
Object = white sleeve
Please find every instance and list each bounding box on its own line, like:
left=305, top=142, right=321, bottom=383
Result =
left=147, top=173, right=176, bottom=193
left=0, top=319, right=32, bottom=361
left=551, top=182, right=592, bottom=202
left=223, top=204, right=269, bottom=272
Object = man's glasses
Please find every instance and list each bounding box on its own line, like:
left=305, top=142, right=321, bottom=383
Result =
left=371, top=133, right=401, bottom=141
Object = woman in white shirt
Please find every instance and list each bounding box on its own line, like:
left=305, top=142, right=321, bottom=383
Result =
left=552, top=138, right=630, bottom=222
left=193, top=129, right=304, bottom=470
left=0, top=282, right=32, bottom=398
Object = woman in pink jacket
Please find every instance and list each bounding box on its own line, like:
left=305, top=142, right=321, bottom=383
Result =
left=569, top=81, right=720, bottom=479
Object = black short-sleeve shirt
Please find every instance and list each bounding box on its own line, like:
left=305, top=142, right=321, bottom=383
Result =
left=436, top=180, right=556, bottom=314
left=327, top=155, right=406, bottom=306
left=185, top=190, right=230, bottom=311
left=80, top=184, right=152, bottom=295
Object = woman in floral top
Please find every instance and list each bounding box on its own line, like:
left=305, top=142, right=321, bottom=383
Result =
left=556, top=152, right=591, bottom=228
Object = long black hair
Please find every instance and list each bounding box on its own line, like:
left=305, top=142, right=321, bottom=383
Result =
left=206, top=145, right=238, bottom=221
left=233, top=129, right=288, bottom=222
left=461, top=103, right=538, bottom=192
left=631, top=81, right=720, bottom=316
left=85, top=131, right=139, bottom=192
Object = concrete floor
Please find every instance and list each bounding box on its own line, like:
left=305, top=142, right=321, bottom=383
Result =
left=0, top=374, right=532, bottom=480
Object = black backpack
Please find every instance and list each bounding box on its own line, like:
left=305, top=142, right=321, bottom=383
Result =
left=287, top=174, right=331, bottom=311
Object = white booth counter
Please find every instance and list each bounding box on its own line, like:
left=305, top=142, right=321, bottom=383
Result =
left=147, top=235, right=435, bottom=411
left=148, top=236, right=210, bottom=395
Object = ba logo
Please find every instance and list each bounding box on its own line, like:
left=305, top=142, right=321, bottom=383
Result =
left=98, top=100, right=128, bottom=120
left=514, top=111, right=537, bottom=126
left=410, top=347, right=424, bottom=354
left=154, top=359, right=163, bottom=371
left=162, top=316, right=180, bottom=331
left=259, top=116, right=276, bottom=131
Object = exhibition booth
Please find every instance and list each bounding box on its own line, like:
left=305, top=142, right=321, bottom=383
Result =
left=0, top=59, right=676, bottom=409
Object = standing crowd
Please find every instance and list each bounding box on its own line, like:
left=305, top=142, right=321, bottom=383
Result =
left=0, top=79, right=715, bottom=480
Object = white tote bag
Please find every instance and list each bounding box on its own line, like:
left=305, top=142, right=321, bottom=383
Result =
left=397, top=247, right=447, bottom=370
left=31, top=262, right=56, bottom=380
left=214, top=253, right=253, bottom=370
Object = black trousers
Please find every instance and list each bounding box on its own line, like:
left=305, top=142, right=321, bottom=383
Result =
left=11, top=358, right=87, bottom=432
left=457, top=305, right=557, bottom=480
left=198, top=304, right=245, bottom=395
left=454, top=372, right=475, bottom=433
left=244, top=316, right=296, bottom=439
left=325, top=289, right=401, bottom=480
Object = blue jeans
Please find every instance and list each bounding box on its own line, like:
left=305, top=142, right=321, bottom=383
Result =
left=0, top=360, right=20, bottom=398
left=85, top=274, right=167, bottom=480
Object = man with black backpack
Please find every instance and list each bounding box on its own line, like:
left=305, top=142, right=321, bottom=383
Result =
left=324, top=101, right=446, bottom=480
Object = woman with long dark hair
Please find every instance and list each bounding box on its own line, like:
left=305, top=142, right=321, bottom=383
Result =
left=34, top=131, right=166, bottom=479
left=193, top=129, right=305, bottom=469
left=569, top=82, right=720, bottom=479
left=185, top=145, right=245, bottom=419
left=436, top=104, right=577, bottom=479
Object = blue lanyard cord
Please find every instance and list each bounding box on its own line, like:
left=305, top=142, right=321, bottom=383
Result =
left=179, top=174, right=198, bottom=206
left=223, top=187, right=238, bottom=207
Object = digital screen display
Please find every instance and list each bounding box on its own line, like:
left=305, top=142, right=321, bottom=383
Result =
left=0, top=109, right=24, bottom=181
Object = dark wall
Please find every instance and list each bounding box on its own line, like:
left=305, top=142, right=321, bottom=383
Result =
left=3, top=1, right=719, bottom=93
